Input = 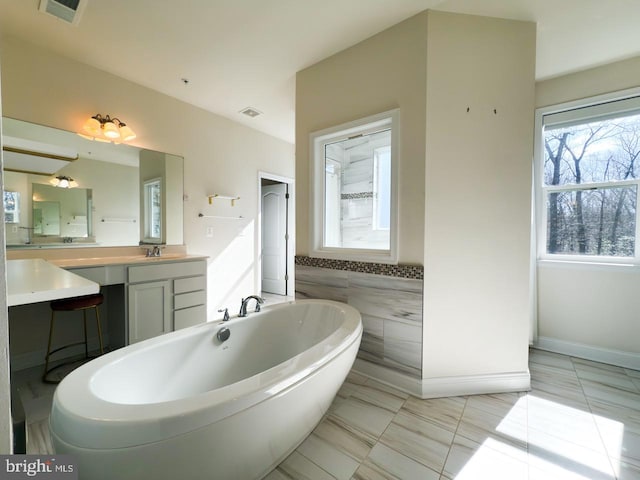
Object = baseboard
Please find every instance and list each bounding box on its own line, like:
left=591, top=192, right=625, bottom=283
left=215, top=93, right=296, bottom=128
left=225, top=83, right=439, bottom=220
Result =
left=10, top=334, right=110, bottom=372
left=353, top=358, right=531, bottom=399
left=535, top=336, right=640, bottom=370
left=353, top=358, right=424, bottom=397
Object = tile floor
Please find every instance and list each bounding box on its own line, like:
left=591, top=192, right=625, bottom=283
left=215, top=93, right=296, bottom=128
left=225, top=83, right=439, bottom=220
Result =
left=13, top=349, right=640, bottom=479
left=266, top=349, right=640, bottom=480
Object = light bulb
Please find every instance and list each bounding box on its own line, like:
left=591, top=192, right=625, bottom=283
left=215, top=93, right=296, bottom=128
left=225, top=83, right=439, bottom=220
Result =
left=83, top=117, right=101, bottom=136
left=102, top=121, right=120, bottom=139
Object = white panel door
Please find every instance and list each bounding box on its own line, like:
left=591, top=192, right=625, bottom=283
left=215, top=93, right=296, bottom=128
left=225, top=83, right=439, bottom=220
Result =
left=262, top=183, right=287, bottom=295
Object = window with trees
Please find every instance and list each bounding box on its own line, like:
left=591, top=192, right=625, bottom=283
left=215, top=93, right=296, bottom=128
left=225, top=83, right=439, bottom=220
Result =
left=537, top=94, right=640, bottom=260
left=310, top=110, right=398, bottom=263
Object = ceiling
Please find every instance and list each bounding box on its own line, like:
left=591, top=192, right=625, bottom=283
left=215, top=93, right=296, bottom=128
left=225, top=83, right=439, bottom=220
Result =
left=1, top=0, right=639, bottom=144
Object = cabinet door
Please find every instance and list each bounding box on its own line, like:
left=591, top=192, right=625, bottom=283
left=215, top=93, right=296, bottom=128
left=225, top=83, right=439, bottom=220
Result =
left=128, top=280, right=171, bottom=344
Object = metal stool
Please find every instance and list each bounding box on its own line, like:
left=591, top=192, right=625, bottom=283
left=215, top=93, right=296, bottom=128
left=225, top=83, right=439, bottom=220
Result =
left=43, top=293, right=105, bottom=384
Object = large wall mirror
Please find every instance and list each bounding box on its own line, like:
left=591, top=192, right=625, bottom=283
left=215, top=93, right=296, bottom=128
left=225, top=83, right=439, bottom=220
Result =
left=2, top=117, right=184, bottom=248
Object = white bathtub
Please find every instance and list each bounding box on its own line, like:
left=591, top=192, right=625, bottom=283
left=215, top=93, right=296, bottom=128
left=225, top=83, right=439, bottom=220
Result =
left=50, top=299, right=362, bottom=480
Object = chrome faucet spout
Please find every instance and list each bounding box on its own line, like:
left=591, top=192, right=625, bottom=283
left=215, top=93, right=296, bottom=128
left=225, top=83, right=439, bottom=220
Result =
left=145, top=246, right=161, bottom=257
left=238, top=295, right=264, bottom=317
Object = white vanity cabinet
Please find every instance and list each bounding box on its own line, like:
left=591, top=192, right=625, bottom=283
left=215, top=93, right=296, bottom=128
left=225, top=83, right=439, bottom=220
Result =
left=127, top=259, right=207, bottom=343
left=66, top=258, right=207, bottom=346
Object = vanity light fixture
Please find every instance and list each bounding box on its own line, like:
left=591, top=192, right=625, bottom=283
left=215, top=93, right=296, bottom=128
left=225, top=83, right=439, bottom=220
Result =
left=82, top=114, right=137, bottom=142
left=50, top=175, right=77, bottom=189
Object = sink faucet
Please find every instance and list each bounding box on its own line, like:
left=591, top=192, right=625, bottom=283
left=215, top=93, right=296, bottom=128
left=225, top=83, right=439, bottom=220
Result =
left=144, top=246, right=162, bottom=257
left=239, top=295, right=264, bottom=317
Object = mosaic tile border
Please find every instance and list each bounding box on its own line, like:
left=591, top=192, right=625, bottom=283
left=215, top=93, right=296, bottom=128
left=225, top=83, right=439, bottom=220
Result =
left=341, top=192, right=374, bottom=200
left=295, top=255, right=423, bottom=279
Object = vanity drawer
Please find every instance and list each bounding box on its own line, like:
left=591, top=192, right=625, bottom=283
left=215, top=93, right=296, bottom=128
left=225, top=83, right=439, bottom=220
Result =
left=174, top=275, right=205, bottom=294
left=174, top=304, right=206, bottom=330
left=128, top=260, right=206, bottom=283
left=174, top=290, right=206, bottom=310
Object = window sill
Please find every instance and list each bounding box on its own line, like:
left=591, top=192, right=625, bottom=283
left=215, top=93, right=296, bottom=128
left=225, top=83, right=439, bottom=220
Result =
left=537, top=258, right=640, bottom=272
left=310, top=249, right=398, bottom=265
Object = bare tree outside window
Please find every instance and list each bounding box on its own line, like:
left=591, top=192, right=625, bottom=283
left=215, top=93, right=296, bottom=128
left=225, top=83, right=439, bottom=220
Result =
left=543, top=113, right=640, bottom=257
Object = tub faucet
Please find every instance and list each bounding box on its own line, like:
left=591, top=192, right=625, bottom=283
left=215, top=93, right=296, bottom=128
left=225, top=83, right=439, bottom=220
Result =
left=218, top=308, right=230, bottom=322
left=239, top=295, right=264, bottom=317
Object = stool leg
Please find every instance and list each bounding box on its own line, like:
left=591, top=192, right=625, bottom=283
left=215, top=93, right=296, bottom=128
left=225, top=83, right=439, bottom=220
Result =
left=94, top=306, right=104, bottom=354
left=43, top=310, right=56, bottom=381
left=83, top=309, right=89, bottom=359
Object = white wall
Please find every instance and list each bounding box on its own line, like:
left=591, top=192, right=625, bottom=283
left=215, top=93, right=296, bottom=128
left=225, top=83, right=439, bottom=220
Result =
left=536, top=56, right=640, bottom=109
left=422, top=11, right=535, bottom=380
left=0, top=36, right=295, bottom=318
left=535, top=56, right=640, bottom=364
left=538, top=263, right=640, bottom=353
left=296, top=12, right=428, bottom=265
left=296, top=11, right=535, bottom=395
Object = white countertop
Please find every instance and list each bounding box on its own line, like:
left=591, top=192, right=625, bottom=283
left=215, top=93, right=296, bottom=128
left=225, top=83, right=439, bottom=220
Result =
left=7, top=258, right=100, bottom=307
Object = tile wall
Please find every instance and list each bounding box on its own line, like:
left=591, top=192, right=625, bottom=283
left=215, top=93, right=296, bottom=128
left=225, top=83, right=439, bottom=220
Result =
left=325, top=133, right=391, bottom=251
left=295, top=257, right=424, bottom=378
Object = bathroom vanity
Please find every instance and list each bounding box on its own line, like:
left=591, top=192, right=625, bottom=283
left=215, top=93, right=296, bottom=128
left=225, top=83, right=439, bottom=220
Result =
left=54, top=255, right=208, bottom=345
left=3, top=117, right=201, bottom=368
left=6, top=249, right=208, bottom=370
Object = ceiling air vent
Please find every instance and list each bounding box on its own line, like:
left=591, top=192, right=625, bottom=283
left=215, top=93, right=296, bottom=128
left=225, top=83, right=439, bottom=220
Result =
left=38, top=0, right=87, bottom=26
left=240, top=107, right=262, bottom=118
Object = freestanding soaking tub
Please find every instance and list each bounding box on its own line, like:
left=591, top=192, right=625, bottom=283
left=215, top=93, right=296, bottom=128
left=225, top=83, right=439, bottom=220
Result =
left=50, top=299, right=362, bottom=480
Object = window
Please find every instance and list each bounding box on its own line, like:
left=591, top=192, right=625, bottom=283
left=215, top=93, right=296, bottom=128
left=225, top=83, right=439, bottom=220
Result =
left=3, top=191, right=20, bottom=224
left=310, top=110, right=398, bottom=263
left=536, top=93, right=640, bottom=261
left=373, top=146, right=391, bottom=231
left=143, top=178, right=162, bottom=242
